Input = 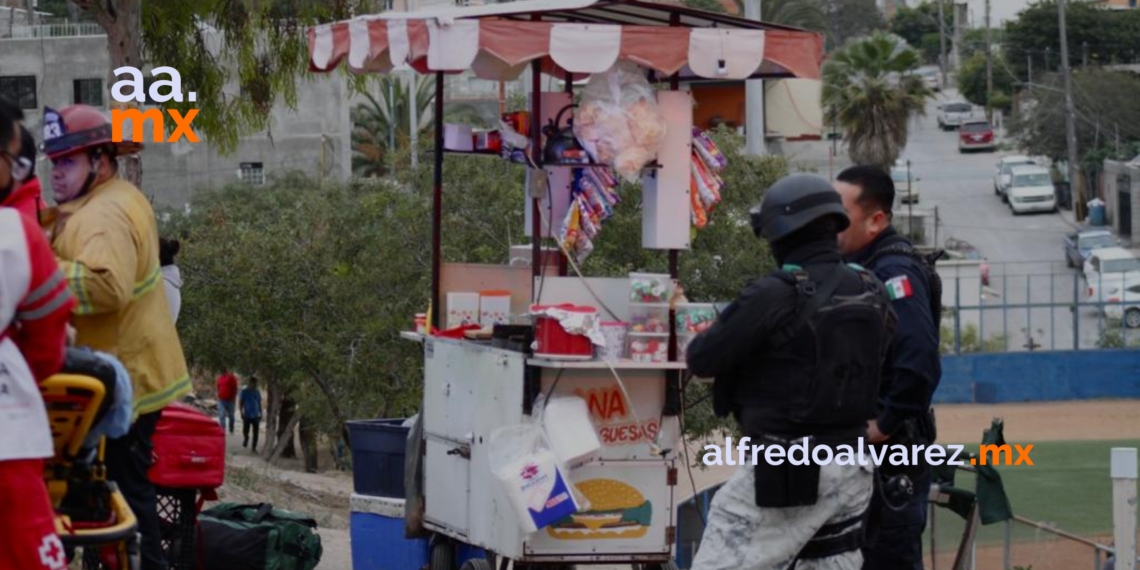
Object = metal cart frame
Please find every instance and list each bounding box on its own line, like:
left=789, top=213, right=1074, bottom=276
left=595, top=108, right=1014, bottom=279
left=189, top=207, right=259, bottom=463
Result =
left=305, top=3, right=825, bottom=569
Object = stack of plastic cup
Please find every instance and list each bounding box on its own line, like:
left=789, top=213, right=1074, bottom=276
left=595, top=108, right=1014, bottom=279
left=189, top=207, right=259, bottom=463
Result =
left=597, top=321, right=629, bottom=362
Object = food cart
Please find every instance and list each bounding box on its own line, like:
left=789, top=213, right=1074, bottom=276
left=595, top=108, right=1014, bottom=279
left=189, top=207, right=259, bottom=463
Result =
left=305, top=2, right=823, bottom=569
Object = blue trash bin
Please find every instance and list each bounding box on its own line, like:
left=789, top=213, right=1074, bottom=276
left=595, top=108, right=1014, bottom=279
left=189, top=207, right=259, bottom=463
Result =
left=1089, top=200, right=1106, bottom=226
left=346, top=418, right=410, bottom=498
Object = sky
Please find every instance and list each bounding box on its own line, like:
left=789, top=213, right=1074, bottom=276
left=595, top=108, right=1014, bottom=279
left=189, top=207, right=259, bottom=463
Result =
left=950, top=0, right=1037, bottom=27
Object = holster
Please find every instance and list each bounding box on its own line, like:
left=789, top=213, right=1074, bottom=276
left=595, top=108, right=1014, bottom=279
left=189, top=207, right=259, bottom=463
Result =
left=876, top=412, right=935, bottom=481
left=753, top=434, right=820, bottom=508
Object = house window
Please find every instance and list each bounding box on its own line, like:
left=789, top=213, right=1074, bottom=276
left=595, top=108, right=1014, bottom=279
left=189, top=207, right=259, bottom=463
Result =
left=239, top=162, right=265, bottom=186
left=73, top=79, right=104, bottom=106
left=0, top=76, right=37, bottom=109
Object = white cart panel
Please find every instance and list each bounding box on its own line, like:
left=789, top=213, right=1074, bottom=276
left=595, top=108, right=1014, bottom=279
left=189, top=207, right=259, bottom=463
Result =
left=424, top=435, right=471, bottom=539
left=541, top=370, right=680, bottom=461
left=522, top=460, right=674, bottom=559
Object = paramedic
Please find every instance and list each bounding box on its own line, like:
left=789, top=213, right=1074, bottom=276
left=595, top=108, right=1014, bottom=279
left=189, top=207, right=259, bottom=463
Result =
left=0, top=96, right=75, bottom=570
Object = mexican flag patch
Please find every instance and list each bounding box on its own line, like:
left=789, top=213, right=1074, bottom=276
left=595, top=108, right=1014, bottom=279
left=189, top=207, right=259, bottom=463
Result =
left=886, top=275, right=913, bottom=300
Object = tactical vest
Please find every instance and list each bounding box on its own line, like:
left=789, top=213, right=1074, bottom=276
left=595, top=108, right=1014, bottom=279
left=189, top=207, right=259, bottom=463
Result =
left=740, top=262, right=897, bottom=436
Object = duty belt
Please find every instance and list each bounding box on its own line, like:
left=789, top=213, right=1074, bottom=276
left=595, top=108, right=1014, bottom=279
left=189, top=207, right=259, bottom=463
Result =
left=790, top=509, right=868, bottom=567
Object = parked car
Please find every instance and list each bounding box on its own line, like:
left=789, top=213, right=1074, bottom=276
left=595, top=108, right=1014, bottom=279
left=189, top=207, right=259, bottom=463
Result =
left=1006, top=165, right=1057, bottom=214
left=937, top=101, right=973, bottom=130
left=917, top=67, right=941, bottom=92
left=1063, top=228, right=1118, bottom=268
left=994, top=155, right=1037, bottom=200
left=958, top=119, right=996, bottom=153
left=1083, top=247, right=1140, bottom=303
left=1101, top=276, right=1140, bottom=328
left=890, top=162, right=920, bottom=204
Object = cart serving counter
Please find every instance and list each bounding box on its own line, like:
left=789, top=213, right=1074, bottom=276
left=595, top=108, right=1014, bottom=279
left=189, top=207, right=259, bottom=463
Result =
left=306, top=2, right=823, bottom=568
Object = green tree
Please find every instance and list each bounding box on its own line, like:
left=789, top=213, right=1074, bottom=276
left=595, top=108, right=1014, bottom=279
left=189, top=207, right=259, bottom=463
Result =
left=956, top=52, right=1015, bottom=113
left=683, top=0, right=728, bottom=12
left=69, top=0, right=376, bottom=185
left=823, top=0, right=888, bottom=51
left=1008, top=69, right=1140, bottom=163
left=822, top=32, right=932, bottom=171
left=889, top=2, right=941, bottom=49
left=1003, top=0, right=1140, bottom=80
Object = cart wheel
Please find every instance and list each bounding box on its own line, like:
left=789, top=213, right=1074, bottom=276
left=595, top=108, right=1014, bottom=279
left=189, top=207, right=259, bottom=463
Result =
left=431, top=541, right=455, bottom=570
left=459, top=559, right=493, bottom=570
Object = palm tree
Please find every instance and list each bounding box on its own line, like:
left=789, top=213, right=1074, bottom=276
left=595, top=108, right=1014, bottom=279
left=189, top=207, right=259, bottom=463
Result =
left=351, top=75, right=487, bottom=178
left=821, top=31, right=932, bottom=171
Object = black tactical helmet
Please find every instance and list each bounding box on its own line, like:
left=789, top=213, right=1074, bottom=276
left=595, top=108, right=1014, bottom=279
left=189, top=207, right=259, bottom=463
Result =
left=749, top=173, right=850, bottom=242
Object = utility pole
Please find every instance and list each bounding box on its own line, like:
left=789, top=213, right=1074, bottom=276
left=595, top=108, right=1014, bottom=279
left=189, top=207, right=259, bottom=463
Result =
left=939, top=0, right=949, bottom=86
left=985, top=0, right=993, bottom=122
left=1027, top=53, right=1033, bottom=92
left=1082, top=41, right=1088, bottom=67
left=1058, top=0, right=1083, bottom=222
left=745, top=0, right=766, bottom=156
left=952, top=2, right=963, bottom=72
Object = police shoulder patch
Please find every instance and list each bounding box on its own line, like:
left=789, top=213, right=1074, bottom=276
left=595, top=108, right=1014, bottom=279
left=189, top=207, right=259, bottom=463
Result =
left=885, top=275, right=914, bottom=301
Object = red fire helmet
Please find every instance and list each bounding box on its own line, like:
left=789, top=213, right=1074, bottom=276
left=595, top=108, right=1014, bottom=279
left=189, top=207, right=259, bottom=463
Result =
left=41, top=105, right=143, bottom=161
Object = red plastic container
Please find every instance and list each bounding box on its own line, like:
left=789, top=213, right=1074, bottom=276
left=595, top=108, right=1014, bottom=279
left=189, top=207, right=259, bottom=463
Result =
left=531, top=304, right=596, bottom=359
left=148, top=402, right=226, bottom=489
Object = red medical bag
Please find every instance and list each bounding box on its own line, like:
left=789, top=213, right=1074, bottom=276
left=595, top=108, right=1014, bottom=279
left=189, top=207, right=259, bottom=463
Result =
left=148, top=402, right=226, bottom=488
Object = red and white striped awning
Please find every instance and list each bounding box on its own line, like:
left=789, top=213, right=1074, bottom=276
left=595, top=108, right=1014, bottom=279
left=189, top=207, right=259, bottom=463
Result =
left=307, top=0, right=824, bottom=82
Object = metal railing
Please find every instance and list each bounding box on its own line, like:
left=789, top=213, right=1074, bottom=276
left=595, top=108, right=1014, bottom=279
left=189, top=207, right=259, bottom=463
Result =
left=3, top=23, right=104, bottom=39
left=941, top=260, right=1140, bottom=354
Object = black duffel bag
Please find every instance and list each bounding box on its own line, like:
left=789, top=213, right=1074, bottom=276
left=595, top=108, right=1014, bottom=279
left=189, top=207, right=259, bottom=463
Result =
left=199, top=502, right=323, bottom=570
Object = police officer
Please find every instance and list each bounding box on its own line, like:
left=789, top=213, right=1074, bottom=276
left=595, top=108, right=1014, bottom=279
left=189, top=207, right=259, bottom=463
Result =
left=687, top=173, right=897, bottom=570
left=833, top=165, right=942, bottom=570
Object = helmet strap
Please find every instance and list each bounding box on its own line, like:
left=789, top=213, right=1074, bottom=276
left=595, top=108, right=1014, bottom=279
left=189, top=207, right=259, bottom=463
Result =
left=76, top=147, right=106, bottom=200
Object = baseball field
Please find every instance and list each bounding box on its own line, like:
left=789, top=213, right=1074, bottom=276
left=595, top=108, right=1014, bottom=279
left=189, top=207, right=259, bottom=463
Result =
left=927, top=400, right=1140, bottom=570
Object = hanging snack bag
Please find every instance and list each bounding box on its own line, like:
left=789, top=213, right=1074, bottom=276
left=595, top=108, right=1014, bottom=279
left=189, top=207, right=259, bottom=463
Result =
left=573, top=61, right=667, bottom=183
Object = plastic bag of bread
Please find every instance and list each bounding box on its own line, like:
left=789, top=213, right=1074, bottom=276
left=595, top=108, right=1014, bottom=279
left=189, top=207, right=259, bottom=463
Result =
left=573, top=61, right=667, bottom=183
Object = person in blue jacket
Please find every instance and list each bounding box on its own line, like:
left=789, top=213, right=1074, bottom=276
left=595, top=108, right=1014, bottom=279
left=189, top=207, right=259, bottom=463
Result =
left=239, top=377, right=263, bottom=453
left=834, top=165, right=942, bottom=570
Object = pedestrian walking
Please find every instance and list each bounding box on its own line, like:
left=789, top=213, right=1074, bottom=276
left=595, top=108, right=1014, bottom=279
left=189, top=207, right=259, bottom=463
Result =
left=240, top=377, right=263, bottom=452
left=216, top=371, right=238, bottom=433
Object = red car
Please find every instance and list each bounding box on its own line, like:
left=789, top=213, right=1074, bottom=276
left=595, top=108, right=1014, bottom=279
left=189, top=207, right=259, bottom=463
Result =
left=958, top=119, right=996, bottom=152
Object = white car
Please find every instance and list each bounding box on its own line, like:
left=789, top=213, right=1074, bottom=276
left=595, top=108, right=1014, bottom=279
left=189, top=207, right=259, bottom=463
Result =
left=1101, top=276, right=1140, bottom=328
left=937, top=101, right=973, bottom=130
left=994, top=155, right=1037, bottom=201
left=890, top=163, right=920, bottom=204
left=1084, top=247, right=1140, bottom=301
left=1006, top=165, right=1057, bottom=214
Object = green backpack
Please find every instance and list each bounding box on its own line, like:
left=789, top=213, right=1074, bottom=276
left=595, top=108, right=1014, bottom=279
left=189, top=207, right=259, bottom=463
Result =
left=200, top=502, right=323, bottom=570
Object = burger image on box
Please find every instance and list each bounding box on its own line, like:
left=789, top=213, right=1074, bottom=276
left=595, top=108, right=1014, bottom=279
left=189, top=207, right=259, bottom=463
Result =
left=546, top=478, right=652, bottom=540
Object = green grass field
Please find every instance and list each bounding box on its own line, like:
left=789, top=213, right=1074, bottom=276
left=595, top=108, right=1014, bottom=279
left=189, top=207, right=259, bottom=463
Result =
left=923, top=439, right=1140, bottom=552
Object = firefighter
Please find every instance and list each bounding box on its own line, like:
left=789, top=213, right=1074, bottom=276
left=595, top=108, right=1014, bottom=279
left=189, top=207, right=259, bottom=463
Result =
left=41, top=104, right=191, bottom=570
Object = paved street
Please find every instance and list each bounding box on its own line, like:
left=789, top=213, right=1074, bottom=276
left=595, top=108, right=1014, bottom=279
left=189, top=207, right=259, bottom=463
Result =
left=899, top=91, right=1114, bottom=351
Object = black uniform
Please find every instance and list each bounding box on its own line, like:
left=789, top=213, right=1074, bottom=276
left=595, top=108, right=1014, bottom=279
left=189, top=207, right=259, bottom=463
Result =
left=686, top=173, right=899, bottom=570
left=848, top=226, right=941, bottom=570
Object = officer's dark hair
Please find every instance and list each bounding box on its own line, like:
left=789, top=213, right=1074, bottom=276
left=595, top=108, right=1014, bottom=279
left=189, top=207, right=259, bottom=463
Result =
left=837, top=165, right=895, bottom=218
left=0, top=96, right=23, bottom=152
left=160, top=238, right=181, bottom=267
left=18, top=127, right=36, bottom=182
